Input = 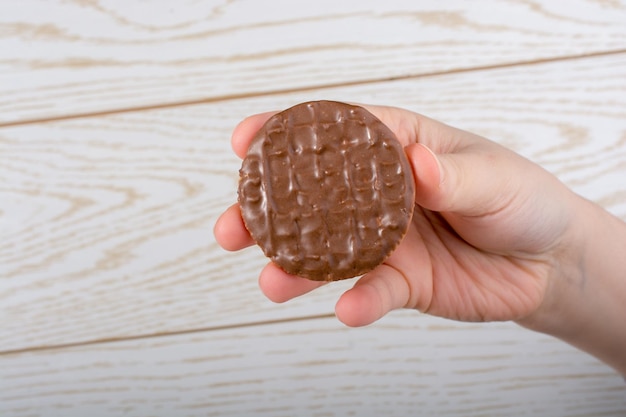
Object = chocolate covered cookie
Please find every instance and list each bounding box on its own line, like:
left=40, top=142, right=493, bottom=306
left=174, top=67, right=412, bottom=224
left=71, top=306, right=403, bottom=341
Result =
left=238, top=100, right=415, bottom=281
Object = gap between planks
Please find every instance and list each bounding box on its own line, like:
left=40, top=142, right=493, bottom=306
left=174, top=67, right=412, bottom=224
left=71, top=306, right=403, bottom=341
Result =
left=2, top=48, right=626, bottom=128
left=0, top=313, right=337, bottom=356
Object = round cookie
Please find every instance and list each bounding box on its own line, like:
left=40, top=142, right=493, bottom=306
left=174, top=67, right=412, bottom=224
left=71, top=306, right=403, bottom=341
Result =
left=238, top=100, right=415, bottom=281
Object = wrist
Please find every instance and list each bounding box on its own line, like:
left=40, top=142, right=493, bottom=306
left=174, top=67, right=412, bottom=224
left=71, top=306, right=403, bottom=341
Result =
left=514, top=193, right=586, bottom=333
left=517, top=193, right=626, bottom=374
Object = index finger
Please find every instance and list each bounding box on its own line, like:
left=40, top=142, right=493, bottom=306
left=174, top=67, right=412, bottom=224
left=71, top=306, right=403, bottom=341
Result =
left=231, top=111, right=277, bottom=159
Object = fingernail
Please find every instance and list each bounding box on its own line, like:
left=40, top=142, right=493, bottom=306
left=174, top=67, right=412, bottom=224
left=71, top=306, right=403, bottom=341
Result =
left=417, top=143, right=443, bottom=186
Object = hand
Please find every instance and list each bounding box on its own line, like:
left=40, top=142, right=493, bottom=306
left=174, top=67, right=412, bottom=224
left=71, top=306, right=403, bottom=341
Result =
left=214, top=104, right=578, bottom=327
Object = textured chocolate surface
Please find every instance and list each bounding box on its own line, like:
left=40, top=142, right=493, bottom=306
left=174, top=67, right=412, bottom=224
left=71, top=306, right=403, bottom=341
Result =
left=238, top=101, right=415, bottom=281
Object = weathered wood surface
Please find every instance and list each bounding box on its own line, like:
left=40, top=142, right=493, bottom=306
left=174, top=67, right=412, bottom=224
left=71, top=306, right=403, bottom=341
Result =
left=2, top=53, right=625, bottom=353
left=1, top=313, right=625, bottom=417
left=1, top=2, right=625, bottom=416
left=2, top=0, right=626, bottom=125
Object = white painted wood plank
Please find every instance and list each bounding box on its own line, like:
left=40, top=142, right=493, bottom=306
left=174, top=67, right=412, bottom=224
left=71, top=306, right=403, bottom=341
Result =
left=2, top=0, right=626, bottom=124
left=1, top=313, right=624, bottom=417
left=1, top=54, right=626, bottom=351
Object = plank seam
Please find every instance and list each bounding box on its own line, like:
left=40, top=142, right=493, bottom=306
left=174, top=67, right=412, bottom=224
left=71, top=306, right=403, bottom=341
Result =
left=2, top=49, right=625, bottom=128
left=0, top=313, right=337, bottom=356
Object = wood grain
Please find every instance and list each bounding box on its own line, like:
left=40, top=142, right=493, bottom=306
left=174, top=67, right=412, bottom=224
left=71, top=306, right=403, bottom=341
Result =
left=3, top=4, right=625, bottom=415
left=1, top=313, right=624, bottom=417
left=2, top=0, right=626, bottom=124
left=1, top=53, right=625, bottom=352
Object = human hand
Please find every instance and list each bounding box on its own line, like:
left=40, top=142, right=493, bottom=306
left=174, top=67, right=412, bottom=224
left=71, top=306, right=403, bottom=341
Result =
left=214, top=104, right=579, bottom=327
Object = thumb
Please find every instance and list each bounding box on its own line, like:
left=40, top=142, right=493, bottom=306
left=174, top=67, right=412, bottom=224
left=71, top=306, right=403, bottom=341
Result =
left=406, top=140, right=520, bottom=217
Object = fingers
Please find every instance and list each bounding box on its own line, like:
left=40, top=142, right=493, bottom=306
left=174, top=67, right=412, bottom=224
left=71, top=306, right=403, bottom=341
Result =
left=258, top=262, right=326, bottom=303
left=259, top=261, right=417, bottom=327
left=216, top=112, right=277, bottom=252
left=214, top=204, right=326, bottom=302
left=231, top=111, right=277, bottom=159
left=214, top=205, right=327, bottom=301
left=213, top=203, right=254, bottom=251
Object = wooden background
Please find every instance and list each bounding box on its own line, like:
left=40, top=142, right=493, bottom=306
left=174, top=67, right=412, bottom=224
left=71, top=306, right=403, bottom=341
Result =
left=1, top=1, right=626, bottom=415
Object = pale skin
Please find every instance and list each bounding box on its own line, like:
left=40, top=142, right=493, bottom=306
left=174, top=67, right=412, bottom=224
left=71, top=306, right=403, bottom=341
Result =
left=214, top=104, right=626, bottom=375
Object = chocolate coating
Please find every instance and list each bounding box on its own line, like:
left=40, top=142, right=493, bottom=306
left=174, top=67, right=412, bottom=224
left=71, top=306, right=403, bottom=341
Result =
left=238, top=100, right=415, bottom=281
